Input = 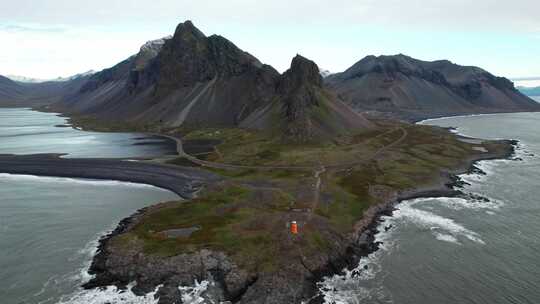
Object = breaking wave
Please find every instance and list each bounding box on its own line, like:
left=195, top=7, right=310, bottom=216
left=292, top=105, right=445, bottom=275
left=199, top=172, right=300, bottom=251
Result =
left=315, top=221, right=395, bottom=304
left=393, top=198, right=485, bottom=245
left=56, top=280, right=213, bottom=304
left=57, top=284, right=162, bottom=304
left=317, top=140, right=517, bottom=303
left=52, top=229, right=212, bottom=304
left=0, top=173, right=157, bottom=189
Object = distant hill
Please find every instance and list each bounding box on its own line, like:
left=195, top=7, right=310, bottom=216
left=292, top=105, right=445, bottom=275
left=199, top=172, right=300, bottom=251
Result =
left=7, top=71, right=95, bottom=84
left=0, top=73, right=90, bottom=107
left=518, top=86, right=540, bottom=97
left=0, top=75, right=25, bottom=104
left=326, top=54, right=540, bottom=121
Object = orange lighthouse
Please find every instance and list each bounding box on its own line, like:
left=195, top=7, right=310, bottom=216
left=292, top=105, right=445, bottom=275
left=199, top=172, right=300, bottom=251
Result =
left=290, top=221, right=298, bottom=234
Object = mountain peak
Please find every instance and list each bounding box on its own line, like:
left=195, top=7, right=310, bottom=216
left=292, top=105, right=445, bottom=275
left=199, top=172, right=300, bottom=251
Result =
left=274, top=55, right=372, bottom=142
left=280, top=55, right=322, bottom=94
left=173, top=20, right=206, bottom=41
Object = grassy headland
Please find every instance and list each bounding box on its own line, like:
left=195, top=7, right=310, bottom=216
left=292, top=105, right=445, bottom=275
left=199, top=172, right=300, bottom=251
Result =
left=91, top=119, right=512, bottom=284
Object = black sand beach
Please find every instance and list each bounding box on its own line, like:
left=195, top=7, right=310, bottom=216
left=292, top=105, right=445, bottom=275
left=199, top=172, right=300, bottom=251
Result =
left=0, top=154, right=220, bottom=199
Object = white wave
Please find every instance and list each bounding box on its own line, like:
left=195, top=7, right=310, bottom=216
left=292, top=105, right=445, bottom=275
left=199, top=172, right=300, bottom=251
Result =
left=0, top=173, right=157, bottom=189
left=317, top=254, right=390, bottom=304
left=395, top=199, right=485, bottom=245
left=316, top=218, right=397, bottom=304
left=179, top=280, right=211, bottom=304
left=433, top=232, right=461, bottom=245
left=459, top=160, right=503, bottom=186
left=57, top=280, right=214, bottom=304
left=436, top=196, right=503, bottom=211
left=57, top=284, right=161, bottom=304
left=318, top=116, right=524, bottom=303
left=317, top=197, right=487, bottom=303
left=68, top=233, right=104, bottom=283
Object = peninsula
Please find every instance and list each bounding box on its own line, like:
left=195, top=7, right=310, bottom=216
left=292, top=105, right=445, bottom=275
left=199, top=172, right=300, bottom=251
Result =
left=0, top=20, right=529, bottom=303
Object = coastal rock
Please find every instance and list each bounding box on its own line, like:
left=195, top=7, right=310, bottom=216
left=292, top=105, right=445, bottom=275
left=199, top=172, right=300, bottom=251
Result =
left=83, top=206, right=369, bottom=303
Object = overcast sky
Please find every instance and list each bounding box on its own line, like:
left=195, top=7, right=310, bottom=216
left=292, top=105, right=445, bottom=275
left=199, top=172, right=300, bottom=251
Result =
left=1, top=0, right=539, bottom=79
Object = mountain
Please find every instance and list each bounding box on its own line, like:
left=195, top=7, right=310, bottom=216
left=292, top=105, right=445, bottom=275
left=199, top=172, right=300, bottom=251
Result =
left=0, top=75, right=26, bottom=105
left=52, top=21, right=372, bottom=141
left=0, top=69, right=93, bottom=107
left=0, top=74, right=90, bottom=107
left=326, top=54, right=540, bottom=121
left=518, top=86, right=540, bottom=97
left=7, top=71, right=95, bottom=84
left=52, top=21, right=280, bottom=128
left=241, top=55, right=372, bottom=141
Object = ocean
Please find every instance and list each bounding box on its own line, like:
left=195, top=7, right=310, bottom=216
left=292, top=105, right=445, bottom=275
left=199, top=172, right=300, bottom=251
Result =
left=0, top=109, right=179, bottom=304
left=320, top=112, right=540, bottom=304
left=0, top=108, right=177, bottom=158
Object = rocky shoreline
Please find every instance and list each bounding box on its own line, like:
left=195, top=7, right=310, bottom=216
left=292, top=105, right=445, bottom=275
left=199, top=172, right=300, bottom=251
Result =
left=80, top=136, right=516, bottom=303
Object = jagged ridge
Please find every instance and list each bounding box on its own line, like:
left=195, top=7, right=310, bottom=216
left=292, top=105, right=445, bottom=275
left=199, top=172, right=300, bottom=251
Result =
left=48, top=21, right=372, bottom=142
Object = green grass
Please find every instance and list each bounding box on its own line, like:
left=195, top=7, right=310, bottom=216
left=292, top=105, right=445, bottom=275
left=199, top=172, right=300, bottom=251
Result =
left=122, top=185, right=291, bottom=271
left=109, top=122, right=511, bottom=274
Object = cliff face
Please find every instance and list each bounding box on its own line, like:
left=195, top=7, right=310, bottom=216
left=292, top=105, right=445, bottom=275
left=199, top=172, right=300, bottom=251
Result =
left=240, top=55, right=373, bottom=142
left=279, top=55, right=323, bottom=141
left=326, top=54, right=540, bottom=121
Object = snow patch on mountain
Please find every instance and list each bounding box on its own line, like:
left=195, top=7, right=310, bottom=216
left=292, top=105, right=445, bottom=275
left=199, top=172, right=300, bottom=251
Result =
left=319, top=69, right=333, bottom=78
left=7, top=70, right=95, bottom=83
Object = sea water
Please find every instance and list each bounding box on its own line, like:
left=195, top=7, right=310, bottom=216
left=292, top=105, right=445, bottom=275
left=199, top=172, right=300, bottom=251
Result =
left=0, top=109, right=179, bottom=304
left=319, top=112, right=540, bottom=304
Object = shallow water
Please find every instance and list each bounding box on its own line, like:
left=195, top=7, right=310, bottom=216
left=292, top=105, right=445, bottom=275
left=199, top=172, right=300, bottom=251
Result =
left=319, top=112, right=540, bottom=304
left=0, top=108, right=177, bottom=158
left=0, top=108, right=179, bottom=304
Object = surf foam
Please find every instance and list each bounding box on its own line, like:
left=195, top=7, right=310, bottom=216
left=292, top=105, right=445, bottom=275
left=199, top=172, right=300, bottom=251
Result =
left=57, top=284, right=161, bottom=304
left=0, top=173, right=158, bottom=189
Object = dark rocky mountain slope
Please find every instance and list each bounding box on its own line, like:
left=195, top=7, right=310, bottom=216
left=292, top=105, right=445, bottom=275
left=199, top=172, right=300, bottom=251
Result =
left=326, top=54, right=540, bottom=121
left=51, top=21, right=372, bottom=140
left=52, top=21, right=280, bottom=129
left=241, top=55, right=373, bottom=141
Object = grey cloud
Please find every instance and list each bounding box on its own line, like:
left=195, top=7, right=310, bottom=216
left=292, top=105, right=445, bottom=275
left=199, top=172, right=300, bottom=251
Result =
left=1, top=0, right=539, bottom=32
left=0, top=24, right=66, bottom=33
